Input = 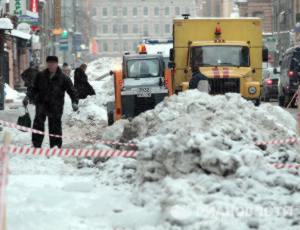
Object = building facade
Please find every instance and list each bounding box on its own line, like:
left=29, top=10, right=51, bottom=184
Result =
left=91, top=0, right=198, bottom=56
left=237, top=0, right=273, bottom=32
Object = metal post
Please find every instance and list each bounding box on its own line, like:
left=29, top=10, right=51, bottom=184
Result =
left=0, top=31, right=5, bottom=110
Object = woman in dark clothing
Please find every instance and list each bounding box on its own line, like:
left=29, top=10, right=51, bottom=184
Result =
left=74, top=64, right=96, bottom=99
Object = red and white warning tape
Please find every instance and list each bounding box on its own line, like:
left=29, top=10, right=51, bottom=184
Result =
left=0, top=120, right=138, bottom=148
left=255, top=137, right=299, bottom=146
left=0, top=145, right=8, bottom=227
left=2, top=146, right=137, bottom=158
left=271, top=163, right=300, bottom=169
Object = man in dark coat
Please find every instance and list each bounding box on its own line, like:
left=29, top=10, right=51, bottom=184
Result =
left=74, top=64, right=96, bottom=99
left=23, top=56, right=79, bottom=148
left=21, top=61, right=39, bottom=88
left=189, top=66, right=210, bottom=90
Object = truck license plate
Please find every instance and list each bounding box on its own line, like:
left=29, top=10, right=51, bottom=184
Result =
left=137, top=88, right=151, bottom=97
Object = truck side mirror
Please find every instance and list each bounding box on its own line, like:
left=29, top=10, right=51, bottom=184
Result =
left=109, top=70, right=114, bottom=76
left=262, top=48, right=269, bottom=62
left=169, top=48, right=174, bottom=62
left=168, top=62, right=175, bottom=69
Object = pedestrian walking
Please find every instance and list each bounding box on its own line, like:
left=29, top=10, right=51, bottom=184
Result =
left=21, top=61, right=39, bottom=89
left=74, top=64, right=96, bottom=99
left=23, top=56, right=79, bottom=148
left=62, top=62, right=72, bottom=78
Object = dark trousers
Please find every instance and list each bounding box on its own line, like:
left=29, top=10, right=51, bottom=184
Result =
left=32, top=105, right=63, bottom=148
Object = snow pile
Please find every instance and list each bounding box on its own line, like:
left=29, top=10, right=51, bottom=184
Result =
left=107, top=91, right=300, bottom=229
left=5, top=84, right=25, bottom=102
left=85, top=57, right=122, bottom=80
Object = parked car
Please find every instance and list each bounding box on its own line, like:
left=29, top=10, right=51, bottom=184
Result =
left=278, top=46, right=300, bottom=107
left=261, top=68, right=280, bottom=102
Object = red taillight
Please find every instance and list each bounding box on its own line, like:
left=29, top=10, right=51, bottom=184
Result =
left=265, top=79, right=273, bottom=85
left=288, top=71, right=295, bottom=77
left=119, top=80, right=124, bottom=88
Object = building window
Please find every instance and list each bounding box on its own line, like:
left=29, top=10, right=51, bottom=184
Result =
left=102, top=25, right=108, bottom=34
left=165, top=7, right=170, bottom=16
left=123, top=41, right=129, bottom=51
left=113, top=7, right=118, bottom=17
left=133, top=41, right=139, bottom=51
left=123, top=7, right=127, bottom=16
left=184, top=7, right=190, bottom=15
left=154, top=7, right=159, bottom=16
left=144, top=7, right=148, bottom=16
left=102, top=8, right=108, bottom=17
left=165, top=24, right=170, bottom=33
left=155, top=24, right=160, bottom=34
left=133, top=24, right=139, bottom=34
left=123, top=25, right=128, bottom=34
left=113, top=24, right=118, bottom=34
left=143, top=24, right=149, bottom=36
left=103, top=42, right=108, bottom=52
left=133, top=7, right=138, bottom=16
left=113, top=42, right=119, bottom=52
left=175, top=7, right=180, bottom=16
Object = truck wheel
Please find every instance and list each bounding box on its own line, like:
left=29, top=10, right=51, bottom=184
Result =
left=264, top=95, right=270, bottom=102
left=107, top=112, right=114, bottom=126
left=254, top=98, right=261, bottom=107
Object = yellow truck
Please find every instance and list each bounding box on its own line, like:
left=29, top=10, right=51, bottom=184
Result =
left=169, top=16, right=268, bottom=105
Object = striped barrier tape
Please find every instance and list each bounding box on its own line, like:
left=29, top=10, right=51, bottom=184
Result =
left=271, top=163, right=300, bottom=169
left=255, top=137, right=299, bottom=146
left=1, top=146, right=137, bottom=158
left=0, top=119, right=299, bottom=148
left=0, top=145, right=8, bottom=229
left=0, top=120, right=138, bottom=148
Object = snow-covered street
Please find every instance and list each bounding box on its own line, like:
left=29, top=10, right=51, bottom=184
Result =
left=0, top=58, right=299, bottom=230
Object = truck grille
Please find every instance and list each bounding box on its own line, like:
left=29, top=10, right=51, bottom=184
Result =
left=135, top=97, right=155, bottom=116
left=208, top=78, right=240, bottom=94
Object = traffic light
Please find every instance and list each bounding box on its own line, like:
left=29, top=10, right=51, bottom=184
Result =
left=61, top=30, right=68, bottom=39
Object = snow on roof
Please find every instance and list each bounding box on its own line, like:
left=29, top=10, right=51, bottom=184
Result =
left=0, top=18, right=13, bottom=30
left=11, top=29, right=32, bottom=40
left=145, top=43, right=173, bottom=57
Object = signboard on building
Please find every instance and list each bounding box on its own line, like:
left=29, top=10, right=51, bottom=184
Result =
left=17, top=23, right=31, bottom=34
left=59, top=30, right=69, bottom=51
left=54, top=0, right=61, bottom=30
left=74, top=32, right=82, bottom=52
left=30, top=0, right=39, bottom=31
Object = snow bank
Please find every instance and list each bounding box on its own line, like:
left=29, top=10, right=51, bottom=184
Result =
left=5, top=84, right=25, bottom=102
left=109, top=91, right=300, bottom=229
left=85, top=57, right=122, bottom=80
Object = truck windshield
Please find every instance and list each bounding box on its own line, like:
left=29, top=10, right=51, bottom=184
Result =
left=191, top=46, right=250, bottom=67
left=127, top=59, right=160, bottom=78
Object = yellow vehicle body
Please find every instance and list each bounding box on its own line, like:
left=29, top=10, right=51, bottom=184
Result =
left=172, top=17, right=264, bottom=101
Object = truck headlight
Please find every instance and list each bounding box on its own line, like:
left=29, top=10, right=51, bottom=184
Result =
left=248, top=86, right=257, bottom=94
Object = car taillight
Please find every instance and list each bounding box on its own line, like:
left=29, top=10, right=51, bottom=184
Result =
left=119, top=80, right=124, bottom=88
left=288, top=71, right=295, bottom=78
left=265, top=79, right=272, bottom=85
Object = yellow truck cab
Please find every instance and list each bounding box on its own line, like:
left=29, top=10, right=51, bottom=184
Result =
left=169, top=15, right=268, bottom=105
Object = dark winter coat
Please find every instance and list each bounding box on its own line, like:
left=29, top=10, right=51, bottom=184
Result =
left=21, top=67, right=39, bottom=88
left=189, top=71, right=209, bottom=89
left=28, top=68, right=78, bottom=115
left=74, top=68, right=96, bottom=99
